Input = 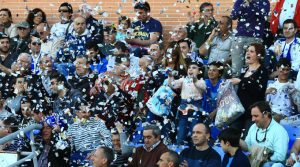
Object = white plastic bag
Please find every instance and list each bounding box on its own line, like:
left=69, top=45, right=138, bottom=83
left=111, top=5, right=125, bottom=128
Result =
left=215, top=81, right=245, bottom=128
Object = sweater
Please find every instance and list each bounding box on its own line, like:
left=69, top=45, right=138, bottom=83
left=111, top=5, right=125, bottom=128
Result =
left=222, top=148, right=250, bottom=167
left=129, top=142, right=168, bottom=167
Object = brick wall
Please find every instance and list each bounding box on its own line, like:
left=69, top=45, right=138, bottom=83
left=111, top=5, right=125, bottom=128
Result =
left=1, top=0, right=274, bottom=38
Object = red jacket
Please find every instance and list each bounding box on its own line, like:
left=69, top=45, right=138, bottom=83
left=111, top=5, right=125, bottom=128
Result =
left=270, top=0, right=300, bottom=34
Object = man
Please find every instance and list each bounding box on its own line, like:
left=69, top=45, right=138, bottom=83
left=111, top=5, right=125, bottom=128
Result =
left=179, top=123, right=221, bottom=167
left=67, top=56, right=96, bottom=100
left=86, top=41, right=108, bottom=74
left=0, top=32, right=16, bottom=69
left=129, top=124, right=168, bottom=167
left=186, top=2, right=217, bottom=49
left=79, top=3, right=104, bottom=44
left=36, top=22, right=63, bottom=59
left=230, top=0, right=270, bottom=76
left=149, top=43, right=164, bottom=66
left=178, top=38, right=203, bottom=63
left=101, top=25, right=117, bottom=58
left=199, top=16, right=233, bottom=64
left=240, top=101, right=289, bottom=167
left=91, top=146, right=114, bottom=167
left=10, top=21, right=31, bottom=57
left=50, top=2, right=73, bottom=40
left=126, top=1, right=162, bottom=47
left=269, top=19, right=300, bottom=75
left=270, top=0, right=300, bottom=35
left=266, top=58, right=298, bottom=122
left=170, top=25, right=188, bottom=42
left=28, top=36, right=42, bottom=74
left=57, top=16, right=92, bottom=63
left=157, top=150, right=180, bottom=167
left=67, top=102, right=112, bottom=166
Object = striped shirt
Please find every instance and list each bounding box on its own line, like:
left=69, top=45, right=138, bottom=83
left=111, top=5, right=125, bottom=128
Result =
left=66, top=117, right=112, bottom=152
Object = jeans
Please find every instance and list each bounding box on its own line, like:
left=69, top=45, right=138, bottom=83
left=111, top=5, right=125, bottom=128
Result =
left=230, top=36, right=262, bottom=76
left=176, top=110, right=202, bottom=145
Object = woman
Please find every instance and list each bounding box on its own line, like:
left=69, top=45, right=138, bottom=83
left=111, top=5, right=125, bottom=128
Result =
left=0, top=8, right=17, bottom=38
left=230, top=43, right=268, bottom=136
left=26, top=8, right=47, bottom=31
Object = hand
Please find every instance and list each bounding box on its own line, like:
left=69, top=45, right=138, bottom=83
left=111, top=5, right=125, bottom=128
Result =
left=179, top=160, right=188, bottom=167
left=266, top=88, right=277, bottom=94
left=286, top=156, right=296, bottom=166
left=274, top=45, right=282, bottom=56
left=229, top=78, right=241, bottom=85
left=209, top=110, right=217, bottom=120
left=115, top=122, right=124, bottom=134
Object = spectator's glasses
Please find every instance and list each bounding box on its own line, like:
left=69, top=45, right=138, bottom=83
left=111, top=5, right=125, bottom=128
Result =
left=202, top=8, right=214, bottom=13
left=17, top=27, right=27, bottom=31
left=255, top=128, right=267, bottom=143
left=31, top=42, right=41, bottom=46
left=58, top=10, right=69, bottom=13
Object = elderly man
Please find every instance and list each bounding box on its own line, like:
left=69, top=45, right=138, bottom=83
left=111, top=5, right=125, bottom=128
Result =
left=240, top=101, right=289, bottom=167
left=170, top=25, right=188, bottom=42
left=129, top=124, right=168, bottom=167
left=10, top=21, right=30, bottom=56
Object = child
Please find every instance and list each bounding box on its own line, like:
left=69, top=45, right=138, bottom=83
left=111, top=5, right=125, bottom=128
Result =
left=168, top=60, right=206, bottom=145
left=218, top=128, right=250, bottom=167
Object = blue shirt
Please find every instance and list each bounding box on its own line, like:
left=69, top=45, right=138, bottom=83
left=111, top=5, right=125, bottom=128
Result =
left=180, top=147, right=221, bottom=167
left=131, top=17, right=163, bottom=42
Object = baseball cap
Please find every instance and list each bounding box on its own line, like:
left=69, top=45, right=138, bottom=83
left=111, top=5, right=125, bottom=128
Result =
left=16, top=21, right=30, bottom=29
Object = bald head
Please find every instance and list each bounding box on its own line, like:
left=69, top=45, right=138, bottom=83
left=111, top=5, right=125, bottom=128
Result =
left=36, top=23, right=50, bottom=42
left=74, top=16, right=86, bottom=35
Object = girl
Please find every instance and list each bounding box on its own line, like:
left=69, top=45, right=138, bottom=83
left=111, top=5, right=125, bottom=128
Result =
left=168, top=60, right=206, bottom=145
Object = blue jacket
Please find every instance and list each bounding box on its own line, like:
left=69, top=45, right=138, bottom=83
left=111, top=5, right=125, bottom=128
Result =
left=231, top=0, right=270, bottom=38
left=222, top=148, right=251, bottom=167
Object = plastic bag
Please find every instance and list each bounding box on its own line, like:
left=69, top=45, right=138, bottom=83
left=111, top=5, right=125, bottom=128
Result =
left=146, top=80, right=176, bottom=116
left=215, top=81, right=245, bottom=128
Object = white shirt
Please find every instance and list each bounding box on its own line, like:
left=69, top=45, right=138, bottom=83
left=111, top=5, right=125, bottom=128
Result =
left=279, top=0, right=298, bottom=28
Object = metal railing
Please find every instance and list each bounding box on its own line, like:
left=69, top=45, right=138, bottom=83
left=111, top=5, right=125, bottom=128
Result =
left=0, top=124, right=43, bottom=167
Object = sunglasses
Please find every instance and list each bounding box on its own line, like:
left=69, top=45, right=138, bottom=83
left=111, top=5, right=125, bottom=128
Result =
left=58, top=10, right=69, bottom=13
left=32, top=42, right=41, bottom=46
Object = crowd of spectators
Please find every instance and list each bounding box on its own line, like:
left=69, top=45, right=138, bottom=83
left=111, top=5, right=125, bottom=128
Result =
left=0, top=0, right=300, bottom=167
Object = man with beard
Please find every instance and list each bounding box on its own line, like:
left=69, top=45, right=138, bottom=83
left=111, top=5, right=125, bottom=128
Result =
left=0, top=32, right=16, bottom=68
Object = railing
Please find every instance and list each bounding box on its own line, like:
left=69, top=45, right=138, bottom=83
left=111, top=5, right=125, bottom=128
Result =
left=0, top=124, right=43, bottom=167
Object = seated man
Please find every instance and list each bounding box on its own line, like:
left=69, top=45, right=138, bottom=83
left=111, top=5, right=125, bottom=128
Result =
left=266, top=58, right=298, bottom=122
left=91, top=146, right=114, bottom=167
left=269, top=19, right=300, bottom=78
left=129, top=124, right=168, bottom=167
left=179, top=123, right=221, bottom=167
left=240, top=101, right=289, bottom=167
left=157, top=150, right=180, bottom=167
left=126, top=1, right=162, bottom=47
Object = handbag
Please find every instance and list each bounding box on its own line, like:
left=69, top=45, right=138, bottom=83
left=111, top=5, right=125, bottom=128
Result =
left=146, top=80, right=176, bottom=116
left=250, top=145, right=273, bottom=167
left=215, top=81, right=245, bottom=128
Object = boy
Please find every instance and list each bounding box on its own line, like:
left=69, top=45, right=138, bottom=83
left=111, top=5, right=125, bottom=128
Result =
left=218, top=128, right=250, bottom=167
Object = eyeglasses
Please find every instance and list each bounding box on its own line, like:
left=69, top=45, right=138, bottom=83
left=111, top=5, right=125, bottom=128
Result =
left=203, top=9, right=214, bottom=12
left=255, top=128, right=267, bottom=143
left=31, top=42, right=41, bottom=46
left=58, top=10, right=69, bottom=13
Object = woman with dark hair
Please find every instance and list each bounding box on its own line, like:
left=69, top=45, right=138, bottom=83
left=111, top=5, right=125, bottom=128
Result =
left=26, top=8, right=47, bottom=31
left=0, top=8, right=17, bottom=37
left=230, top=43, right=268, bottom=136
